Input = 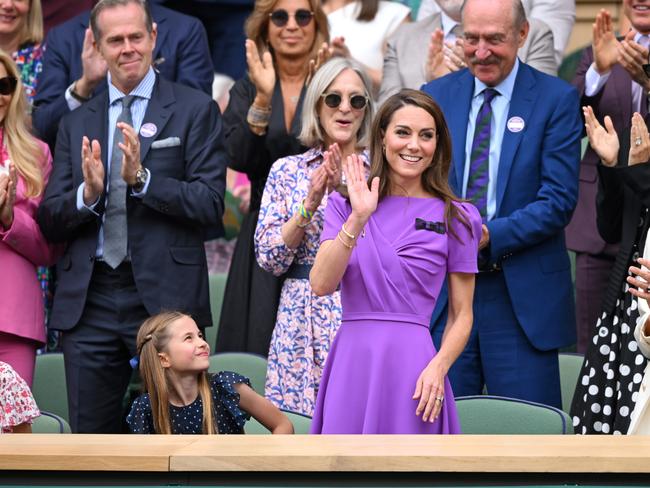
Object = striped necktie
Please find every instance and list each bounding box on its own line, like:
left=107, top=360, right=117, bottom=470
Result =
left=466, top=88, right=498, bottom=221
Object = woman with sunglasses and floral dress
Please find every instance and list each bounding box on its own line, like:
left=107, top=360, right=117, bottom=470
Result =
left=0, top=51, right=59, bottom=386
left=216, top=0, right=329, bottom=357
left=255, top=58, right=373, bottom=416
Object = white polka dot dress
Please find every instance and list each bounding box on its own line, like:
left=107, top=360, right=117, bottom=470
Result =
left=126, top=371, right=251, bottom=434
left=571, top=278, right=648, bottom=434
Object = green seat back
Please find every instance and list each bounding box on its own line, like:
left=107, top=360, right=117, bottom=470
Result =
left=31, top=411, right=71, bottom=433
left=559, top=353, right=584, bottom=414
left=32, top=353, right=68, bottom=424
left=456, top=395, right=572, bottom=434
left=208, top=352, right=267, bottom=395
left=245, top=409, right=311, bottom=434
left=205, top=273, right=228, bottom=349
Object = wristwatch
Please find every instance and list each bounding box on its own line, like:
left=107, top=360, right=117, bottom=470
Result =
left=133, top=167, right=147, bottom=193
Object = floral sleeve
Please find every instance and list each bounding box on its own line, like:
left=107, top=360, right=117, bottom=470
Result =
left=254, top=156, right=299, bottom=276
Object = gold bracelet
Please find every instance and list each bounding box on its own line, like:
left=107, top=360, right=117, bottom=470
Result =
left=341, top=222, right=365, bottom=240
left=341, top=222, right=355, bottom=240
left=337, top=230, right=354, bottom=249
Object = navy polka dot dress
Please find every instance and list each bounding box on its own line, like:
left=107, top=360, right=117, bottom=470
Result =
left=126, top=371, right=251, bottom=434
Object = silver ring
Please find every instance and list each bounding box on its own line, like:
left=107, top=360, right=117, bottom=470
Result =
left=635, top=137, right=642, bottom=146
left=435, top=396, right=444, bottom=403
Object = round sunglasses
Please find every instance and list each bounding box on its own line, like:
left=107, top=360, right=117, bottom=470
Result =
left=321, top=93, right=369, bottom=110
left=269, top=9, right=314, bottom=27
left=0, top=76, right=17, bottom=96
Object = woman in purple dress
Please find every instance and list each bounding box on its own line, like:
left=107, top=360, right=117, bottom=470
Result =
left=310, top=89, right=480, bottom=434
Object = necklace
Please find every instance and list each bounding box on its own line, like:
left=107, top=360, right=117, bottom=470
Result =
left=290, top=94, right=300, bottom=104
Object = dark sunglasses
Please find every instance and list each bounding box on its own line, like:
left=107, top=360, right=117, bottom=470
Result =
left=0, top=76, right=17, bottom=96
left=321, top=92, right=368, bottom=110
left=269, top=9, right=314, bottom=27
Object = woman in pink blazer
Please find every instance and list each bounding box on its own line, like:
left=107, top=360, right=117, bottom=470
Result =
left=0, top=51, right=59, bottom=386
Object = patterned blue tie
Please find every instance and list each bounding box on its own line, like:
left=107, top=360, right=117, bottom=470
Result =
left=466, top=88, right=498, bottom=222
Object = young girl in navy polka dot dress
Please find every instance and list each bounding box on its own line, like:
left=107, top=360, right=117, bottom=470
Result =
left=126, top=311, right=293, bottom=434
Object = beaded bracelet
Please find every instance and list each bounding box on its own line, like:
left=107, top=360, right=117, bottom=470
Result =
left=246, top=103, right=271, bottom=128
left=295, top=200, right=314, bottom=229
left=299, top=199, right=314, bottom=220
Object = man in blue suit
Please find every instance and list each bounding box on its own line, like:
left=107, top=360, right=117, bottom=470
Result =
left=37, top=0, right=226, bottom=433
left=423, top=0, right=581, bottom=408
left=33, top=0, right=213, bottom=150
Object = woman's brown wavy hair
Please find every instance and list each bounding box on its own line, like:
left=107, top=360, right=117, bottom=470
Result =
left=368, top=89, right=470, bottom=238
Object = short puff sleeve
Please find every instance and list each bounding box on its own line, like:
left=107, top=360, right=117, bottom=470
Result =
left=447, top=202, right=481, bottom=273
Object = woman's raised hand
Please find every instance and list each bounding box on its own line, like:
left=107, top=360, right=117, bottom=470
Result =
left=0, top=162, right=17, bottom=229
left=583, top=105, right=619, bottom=167
left=245, top=39, right=275, bottom=105
left=323, top=143, right=343, bottom=191
left=343, top=154, right=378, bottom=223
left=304, top=165, right=329, bottom=213
left=307, top=42, right=333, bottom=84
left=629, top=112, right=650, bottom=166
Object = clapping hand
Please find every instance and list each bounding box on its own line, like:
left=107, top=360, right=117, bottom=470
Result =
left=76, top=27, right=108, bottom=97
left=303, top=165, right=328, bottom=213
left=629, top=112, right=650, bottom=165
left=116, top=122, right=142, bottom=185
left=443, top=38, right=466, bottom=72
left=0, top=162, right=17, bottom=229
left=619, top=30, right=650, bottom=88
left=343, top=154, right=378, bottom=224
left=330, top=36, right=351, bottom=59
left=425, top=29, right=448, bottom=82
left=323, top=142, right=343, bottom=191
left=81, top=136, right=105, bottom=205
left=245, top=39, right=275, bottom=105
left=592, top=9, right=620, bottom=74
left=583, top=105, right=619, bottom=167
left=307, top=42, right=334, bottom=84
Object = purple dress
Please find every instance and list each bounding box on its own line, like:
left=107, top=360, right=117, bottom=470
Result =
left=311, top=192, right=481, bottom=434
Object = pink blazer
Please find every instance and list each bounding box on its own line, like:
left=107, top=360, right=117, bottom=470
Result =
left=0, top=140, right=60, bottom=344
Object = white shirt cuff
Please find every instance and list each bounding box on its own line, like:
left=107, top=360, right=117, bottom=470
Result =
left=585, top=63, right=611, bottom=97
left=65, top=83, right=83, bottom=111
left=76, top=182, right=100, bottom=214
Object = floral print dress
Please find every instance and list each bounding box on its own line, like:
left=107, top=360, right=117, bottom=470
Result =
left=1, top=361, right=40, bottom=433
left=255, top=147, right=368, bottom=416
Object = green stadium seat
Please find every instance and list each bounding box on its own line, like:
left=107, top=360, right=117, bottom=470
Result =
left=559, top=352, right=584, bottom=414
left=455, top=395, right=573, bottom=434
left=208, top=352, right=267, bottom=395
left=205, top=273, right=227, bottom=349
left=245, top=409, right=311, bottom=434
left=32, top=353, right=68, bottom=424
left=31, top=411, right=71, bottom=433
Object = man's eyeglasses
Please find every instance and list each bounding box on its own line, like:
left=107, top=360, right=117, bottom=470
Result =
left=321, top=93, right=369, bottom=110
left=269, top=9, right=314, bottom=27
left=0, top=76, right=17, bottom=96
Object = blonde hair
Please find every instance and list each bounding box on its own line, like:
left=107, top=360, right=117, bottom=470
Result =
left=245, top=0, right=329, bottom=62
left=0, top=50, right=43, bottom=197
left=18, top=0, right=43, bottom=46
left=299, top=57, right=374, bottom=148
left=136, top=311, right=217, bottom=435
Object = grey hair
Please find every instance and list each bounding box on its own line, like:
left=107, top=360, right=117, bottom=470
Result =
left=461, top=0, right=527, bottom=30
left=90, top=0, right=153, bottom=41
left=299, top=57, right=374, bottom=148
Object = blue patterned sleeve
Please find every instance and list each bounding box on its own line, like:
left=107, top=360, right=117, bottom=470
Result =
left=126, top=394, right=156, bottom=434
left=211, top=371, right=252, bottom=433
left=254, top=156, right=299, bottom=276
left=447, top=201, right=481, bottom=273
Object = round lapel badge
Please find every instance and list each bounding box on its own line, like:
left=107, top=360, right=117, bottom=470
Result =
left=140, top=123, right=157, bottom=138
left=507, top=116, right=525, bottom=133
